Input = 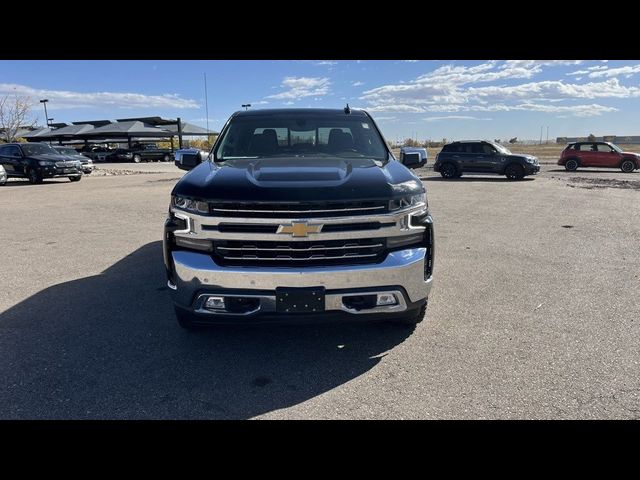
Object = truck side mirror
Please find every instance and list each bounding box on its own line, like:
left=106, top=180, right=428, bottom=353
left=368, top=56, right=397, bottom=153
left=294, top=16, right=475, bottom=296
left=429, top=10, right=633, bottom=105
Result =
left=175, top=151, right=202, bottom=171
left=401, top=152, right=422, bottom=169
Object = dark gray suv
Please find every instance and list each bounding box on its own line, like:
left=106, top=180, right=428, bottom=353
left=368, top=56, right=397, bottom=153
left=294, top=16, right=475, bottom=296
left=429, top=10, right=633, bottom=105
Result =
left=434, top=140, right=540, bottom=180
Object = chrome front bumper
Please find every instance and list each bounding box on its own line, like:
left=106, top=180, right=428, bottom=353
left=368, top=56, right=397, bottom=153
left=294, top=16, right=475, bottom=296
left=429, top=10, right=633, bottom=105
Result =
left=169, top=247, right=432, bottom=315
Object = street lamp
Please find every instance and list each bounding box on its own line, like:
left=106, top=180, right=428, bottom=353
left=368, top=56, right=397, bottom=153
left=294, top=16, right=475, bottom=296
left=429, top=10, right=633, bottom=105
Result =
left=39, top=99, right=50, bottom=127
left=241, top=104, right=251, bottom=111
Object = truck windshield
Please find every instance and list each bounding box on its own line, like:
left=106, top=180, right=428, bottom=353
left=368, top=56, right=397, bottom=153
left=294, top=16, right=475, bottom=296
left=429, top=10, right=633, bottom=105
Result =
left=214, top=113, right=388, bottom=161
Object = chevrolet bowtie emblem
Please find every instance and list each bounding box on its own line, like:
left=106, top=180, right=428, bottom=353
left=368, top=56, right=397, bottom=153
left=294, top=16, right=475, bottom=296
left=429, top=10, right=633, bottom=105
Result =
left=277, top=221, right=323, bottom=237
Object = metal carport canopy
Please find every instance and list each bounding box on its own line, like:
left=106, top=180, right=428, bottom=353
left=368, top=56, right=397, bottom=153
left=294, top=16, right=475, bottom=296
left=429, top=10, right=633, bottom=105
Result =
left=76, top=120, right=172, bottom=139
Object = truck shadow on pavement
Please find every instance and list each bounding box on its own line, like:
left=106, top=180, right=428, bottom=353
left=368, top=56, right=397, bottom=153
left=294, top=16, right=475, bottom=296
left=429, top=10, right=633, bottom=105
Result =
left=0, top=241, right=413, bottom=419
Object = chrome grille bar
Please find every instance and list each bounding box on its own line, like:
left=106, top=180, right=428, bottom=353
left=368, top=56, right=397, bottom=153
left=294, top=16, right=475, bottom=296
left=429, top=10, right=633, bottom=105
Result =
left=222, top=253, right=379, bottom=261
left=218, top=243, right=383, bottom=252
left=212, top=206, right=385, bottom=214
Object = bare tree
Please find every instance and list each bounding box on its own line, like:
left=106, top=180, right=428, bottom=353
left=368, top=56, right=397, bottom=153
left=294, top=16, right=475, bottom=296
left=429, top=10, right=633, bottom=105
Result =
left=0, top=94, right=36, bottom=143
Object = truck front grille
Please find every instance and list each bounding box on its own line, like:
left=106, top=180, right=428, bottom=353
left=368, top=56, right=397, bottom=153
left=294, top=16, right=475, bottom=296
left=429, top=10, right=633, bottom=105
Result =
left=210, top=201, right=388, bottom=218
left=213, top=238, right=387, bottom=267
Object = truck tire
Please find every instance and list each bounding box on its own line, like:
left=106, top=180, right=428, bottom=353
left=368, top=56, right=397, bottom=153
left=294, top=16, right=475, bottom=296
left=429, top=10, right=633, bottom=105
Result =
left=621, top=159, right=636, bottom=173
left=163, top=154, right=171, bottom=162
left=174, top=306, right=201, bottom=331
left=395, top=302, right=427, bottom=325
left=69, top=176, right=81, bottom=182
left=133, top=154, right=142, bottom=163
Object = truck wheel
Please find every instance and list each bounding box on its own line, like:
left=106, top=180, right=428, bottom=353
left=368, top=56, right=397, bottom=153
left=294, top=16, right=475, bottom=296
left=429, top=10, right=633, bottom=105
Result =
left=174, top=306, right=201, bottom=331
left=505, top=163, right=525, bottom=180
left=163, top=154, right=171, bottom=162
left=69, top=176, right=81, bottom=182
left=28, top=168, right=43, bottom=184
left=621, top=159, right=636, bottom=173
left=133, top=154, right=142, bottom=163
left=565, top=159, right=579, bottom=171
left=395, top=302, right=427, bottom=326
left=440, top=163, right=457, bottom=179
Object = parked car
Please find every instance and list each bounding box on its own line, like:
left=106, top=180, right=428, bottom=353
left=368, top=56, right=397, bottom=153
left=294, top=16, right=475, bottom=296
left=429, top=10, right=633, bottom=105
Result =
left=400, top=146, right=427, bottom=168
left=0, top=164, right=6, bottom=185
left=434, top=140, right=539, bottom=180
left=0, top=142, right=82, bottom=184
left=80, top=145, right=113, bottom=162
left=558, top=141, right=639, bottom=173
left=130, top=143, right=173, bottom=163
left=164, top=108, right=434, bottom=329
left=53, top=146, right=94, bottom=173
left=104, top=148, right=134, bottom=162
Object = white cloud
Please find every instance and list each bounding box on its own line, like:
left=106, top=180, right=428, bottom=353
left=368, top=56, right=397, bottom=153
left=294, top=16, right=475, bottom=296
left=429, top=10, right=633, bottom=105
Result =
left=587, top=65, right=640, bottom=78
left=513, top=103, right=617, bottom=117
left=567, top=70, right=589, bottom=76
left=369, top=101, right=616, bottom=117
left=423, top=116, right=491, bottom=122
left=360, top=60, right=633, bottom=118
left=402, top=60, right=419, bottom=63
left=0, top=82, right=198, bottom=109
left=315, top=61, right=337, bottom=66
left=352, top=81, right=365, bottom=86
left=267, top=77, right=331, bottom=100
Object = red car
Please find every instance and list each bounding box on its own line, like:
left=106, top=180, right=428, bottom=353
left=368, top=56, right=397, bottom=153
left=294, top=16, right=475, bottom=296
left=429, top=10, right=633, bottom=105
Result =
left=559, top=141, right=638, bottom=173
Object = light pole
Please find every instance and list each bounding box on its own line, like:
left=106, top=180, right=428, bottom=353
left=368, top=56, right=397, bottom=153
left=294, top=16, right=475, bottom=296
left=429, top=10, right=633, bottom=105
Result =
left=39, top=99, right=50, bottom=128
left=241, top=104, right=251, bottom=111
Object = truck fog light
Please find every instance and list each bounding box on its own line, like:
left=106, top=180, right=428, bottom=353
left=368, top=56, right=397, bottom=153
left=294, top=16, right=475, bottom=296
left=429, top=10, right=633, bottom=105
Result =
left=376, top=293, right=398, bottom=306
left=204, top=296, right=225, bottom=310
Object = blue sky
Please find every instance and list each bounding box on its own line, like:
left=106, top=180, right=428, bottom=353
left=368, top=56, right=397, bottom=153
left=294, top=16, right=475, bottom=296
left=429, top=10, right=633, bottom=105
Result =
left=2, top=60, right=639, bottom=142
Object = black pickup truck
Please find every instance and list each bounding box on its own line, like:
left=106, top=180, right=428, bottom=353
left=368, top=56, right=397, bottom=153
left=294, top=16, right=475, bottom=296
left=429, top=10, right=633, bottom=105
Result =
left=130, top=143, right=173, bottom=163
left=163, top=108, right=435, bottom=329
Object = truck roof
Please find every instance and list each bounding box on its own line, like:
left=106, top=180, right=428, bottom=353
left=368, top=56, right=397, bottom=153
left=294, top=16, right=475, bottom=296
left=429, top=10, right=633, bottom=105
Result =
left=233, top=108, right=369, bottom=117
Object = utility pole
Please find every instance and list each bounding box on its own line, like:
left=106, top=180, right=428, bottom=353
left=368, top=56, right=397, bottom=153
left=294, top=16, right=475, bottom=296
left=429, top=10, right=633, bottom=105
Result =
left=546, top=126, right=549, bottom=145
left=204, top=73, right=210, bottom=136
left=540, top=126, right=543, bottom=145
left=39, top=99, right=50, bottom=128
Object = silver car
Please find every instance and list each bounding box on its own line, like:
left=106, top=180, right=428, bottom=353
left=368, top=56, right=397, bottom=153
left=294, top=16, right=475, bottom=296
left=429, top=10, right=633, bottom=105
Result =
left=0, top=164, right=6, bottom=185
left=53, top=146, right=94, bottom=174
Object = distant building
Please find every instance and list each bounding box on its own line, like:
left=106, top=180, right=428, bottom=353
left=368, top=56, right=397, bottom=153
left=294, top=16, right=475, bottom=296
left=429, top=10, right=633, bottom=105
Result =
left=556, top=135, right=640, bottom=144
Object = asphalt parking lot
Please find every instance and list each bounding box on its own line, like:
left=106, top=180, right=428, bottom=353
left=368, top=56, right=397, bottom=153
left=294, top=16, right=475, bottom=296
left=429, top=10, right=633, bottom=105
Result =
left=0, top=164, right=639, bottom=419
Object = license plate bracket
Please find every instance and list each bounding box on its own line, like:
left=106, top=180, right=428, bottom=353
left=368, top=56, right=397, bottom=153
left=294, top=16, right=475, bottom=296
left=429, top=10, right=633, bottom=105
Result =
left=276, top=287, right=325, bottom=313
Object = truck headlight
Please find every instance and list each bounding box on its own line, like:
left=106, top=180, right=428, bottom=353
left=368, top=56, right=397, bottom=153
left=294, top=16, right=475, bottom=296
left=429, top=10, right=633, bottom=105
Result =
left=172, top=195, right=209, bottom=214
left=389, top=192, right=426, bottom=211
left=38, top=160, right=55, bottom=166
left=525, top=157, right=537, bottom=164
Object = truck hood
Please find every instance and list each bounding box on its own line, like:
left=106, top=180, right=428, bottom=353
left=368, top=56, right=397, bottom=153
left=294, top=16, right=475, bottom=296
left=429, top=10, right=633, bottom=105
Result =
left=172, top=157, right=424, bottom=202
